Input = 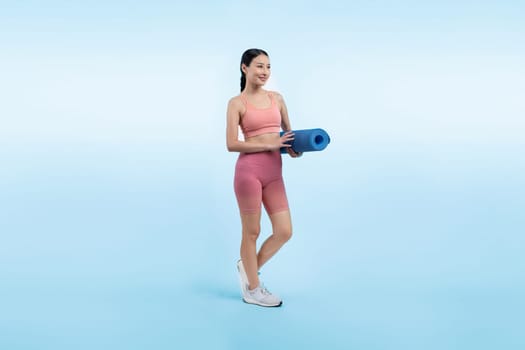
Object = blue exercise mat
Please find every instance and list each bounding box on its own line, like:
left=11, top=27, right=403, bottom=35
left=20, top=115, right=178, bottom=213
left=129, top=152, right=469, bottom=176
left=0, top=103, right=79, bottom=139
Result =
left=280, top=128, right=331, bottom=154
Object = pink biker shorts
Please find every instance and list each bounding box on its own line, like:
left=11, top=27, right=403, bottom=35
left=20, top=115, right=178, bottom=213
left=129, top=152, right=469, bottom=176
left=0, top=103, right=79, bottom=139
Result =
left=234, top=150, right=289, bottom=215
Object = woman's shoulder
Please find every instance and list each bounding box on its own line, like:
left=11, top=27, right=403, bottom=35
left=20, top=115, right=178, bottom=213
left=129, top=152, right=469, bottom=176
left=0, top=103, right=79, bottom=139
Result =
left=268, top=90, right=284, bottom=101
left=228, top=94, right=245, bottom=107
left=267, top=90, right=286, bottom=108
left=228, top=94, right=247, bottom=116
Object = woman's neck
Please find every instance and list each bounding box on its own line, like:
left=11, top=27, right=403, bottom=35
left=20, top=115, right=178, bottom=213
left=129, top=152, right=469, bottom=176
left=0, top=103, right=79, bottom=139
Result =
left=243, top=84, right=266, bottom=96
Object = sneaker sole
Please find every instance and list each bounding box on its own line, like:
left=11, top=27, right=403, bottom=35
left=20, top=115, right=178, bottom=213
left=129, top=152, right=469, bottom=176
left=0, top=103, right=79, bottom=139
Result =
left=242, top=298, right=283, bottom=307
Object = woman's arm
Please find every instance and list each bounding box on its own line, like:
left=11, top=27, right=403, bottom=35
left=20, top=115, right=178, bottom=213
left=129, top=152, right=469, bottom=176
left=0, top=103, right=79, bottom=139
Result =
left=274, top=92, right=302, bottom=157
left=226, top=97, right=287, bottom=153
left=275, top=92, right=292, bottom=132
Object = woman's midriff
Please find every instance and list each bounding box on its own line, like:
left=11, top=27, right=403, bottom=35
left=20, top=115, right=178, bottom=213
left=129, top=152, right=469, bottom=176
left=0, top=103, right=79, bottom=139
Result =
left=244, top=132, right=280, bottom=146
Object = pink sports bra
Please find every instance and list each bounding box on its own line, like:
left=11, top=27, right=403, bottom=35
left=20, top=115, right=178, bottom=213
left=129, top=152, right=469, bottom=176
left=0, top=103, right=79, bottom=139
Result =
left=239, top=92, right=281, bottom=138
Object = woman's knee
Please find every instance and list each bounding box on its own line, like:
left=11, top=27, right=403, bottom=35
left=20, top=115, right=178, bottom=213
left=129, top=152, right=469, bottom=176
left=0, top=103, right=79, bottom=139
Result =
left=242, top=225, right=261, bottom=241
left=275, top=227, right=292, bottom=242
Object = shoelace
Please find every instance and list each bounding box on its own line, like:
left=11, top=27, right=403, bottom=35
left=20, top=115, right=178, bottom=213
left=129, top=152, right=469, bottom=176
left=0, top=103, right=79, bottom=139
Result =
left=260, top=285, right=271, bottom=296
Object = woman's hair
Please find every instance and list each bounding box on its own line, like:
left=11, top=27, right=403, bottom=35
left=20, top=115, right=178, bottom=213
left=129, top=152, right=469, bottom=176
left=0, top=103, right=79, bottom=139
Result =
left=240, top=48, right=269, bottom=92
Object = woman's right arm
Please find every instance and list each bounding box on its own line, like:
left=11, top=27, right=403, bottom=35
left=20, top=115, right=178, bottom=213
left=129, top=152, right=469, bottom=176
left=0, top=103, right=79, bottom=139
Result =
left=226, top=98, right=290, bottom=153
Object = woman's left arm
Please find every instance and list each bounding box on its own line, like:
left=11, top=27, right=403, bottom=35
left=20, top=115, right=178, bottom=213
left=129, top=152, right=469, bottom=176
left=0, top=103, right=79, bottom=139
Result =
left=275, top=92, right=302, bottom=158
left=275, top=92, right=292, bottom=131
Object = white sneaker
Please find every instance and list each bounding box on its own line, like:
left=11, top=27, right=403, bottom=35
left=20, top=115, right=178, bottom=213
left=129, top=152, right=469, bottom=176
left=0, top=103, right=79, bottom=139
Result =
left=237, top=259, right=249, bottom=295
left=243, top=284, right=282, bottom=307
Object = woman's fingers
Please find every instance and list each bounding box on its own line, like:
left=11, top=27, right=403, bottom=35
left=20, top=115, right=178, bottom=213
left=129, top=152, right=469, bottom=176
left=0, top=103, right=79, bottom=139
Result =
left=281, top=132, right=294, bottom=141
left=278, top=131, right=294, bottom=149
left=287, top=148, right=301, bottom=157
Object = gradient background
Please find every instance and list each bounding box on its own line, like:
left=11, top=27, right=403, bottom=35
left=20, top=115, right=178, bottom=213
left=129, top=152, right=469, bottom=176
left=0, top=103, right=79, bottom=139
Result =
left=1, top=1, right=524, bottom=349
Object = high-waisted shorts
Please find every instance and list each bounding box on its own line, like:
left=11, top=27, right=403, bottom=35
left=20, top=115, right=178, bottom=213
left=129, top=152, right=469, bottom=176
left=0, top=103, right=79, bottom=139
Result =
left=234, top=150, right=289, bottom=215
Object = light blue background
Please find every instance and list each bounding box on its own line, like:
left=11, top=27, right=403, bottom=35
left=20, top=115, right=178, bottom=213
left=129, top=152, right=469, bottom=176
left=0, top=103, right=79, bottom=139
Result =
left=1, top=1, right=524, bottom=349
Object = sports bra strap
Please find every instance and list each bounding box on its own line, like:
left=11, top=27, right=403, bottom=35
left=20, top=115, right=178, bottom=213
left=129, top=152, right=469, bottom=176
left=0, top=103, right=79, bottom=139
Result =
left=239, top=94, right=248, bottom=106
left=240, top=92, right=274, bottom=107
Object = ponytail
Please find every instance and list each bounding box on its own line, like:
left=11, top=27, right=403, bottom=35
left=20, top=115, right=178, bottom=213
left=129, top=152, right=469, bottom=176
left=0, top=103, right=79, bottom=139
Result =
left=240, top=73, right=246, bottom=92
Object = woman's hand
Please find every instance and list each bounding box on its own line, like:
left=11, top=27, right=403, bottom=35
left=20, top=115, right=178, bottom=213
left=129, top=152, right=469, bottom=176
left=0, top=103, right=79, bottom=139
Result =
left=280, top=131, right=302, bottom=157
left=269, top=131, right=295, bottom=151
left=286, top=147, right=303, bottom=158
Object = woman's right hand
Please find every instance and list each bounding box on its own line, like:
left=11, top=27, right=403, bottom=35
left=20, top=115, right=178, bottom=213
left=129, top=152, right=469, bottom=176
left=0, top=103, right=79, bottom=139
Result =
left=269, top=131, right=294, bottom=151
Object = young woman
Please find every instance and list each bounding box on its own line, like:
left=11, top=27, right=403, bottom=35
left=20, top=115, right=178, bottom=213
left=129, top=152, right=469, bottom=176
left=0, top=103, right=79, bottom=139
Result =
left=226, top=48, right=301, bottom=307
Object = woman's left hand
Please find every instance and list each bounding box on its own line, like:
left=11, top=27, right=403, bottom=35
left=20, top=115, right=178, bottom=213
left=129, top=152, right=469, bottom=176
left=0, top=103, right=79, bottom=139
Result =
left=287, top=148, right=303, bottom=158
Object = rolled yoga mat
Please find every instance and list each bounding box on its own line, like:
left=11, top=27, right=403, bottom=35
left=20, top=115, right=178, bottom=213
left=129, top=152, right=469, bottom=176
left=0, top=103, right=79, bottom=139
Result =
left=280, top=128, right=331, bottom=154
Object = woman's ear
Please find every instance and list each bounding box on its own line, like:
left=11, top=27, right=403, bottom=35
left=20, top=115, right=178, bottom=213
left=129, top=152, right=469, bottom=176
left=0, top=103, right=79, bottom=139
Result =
left=241, top=63, right=247, bottom=74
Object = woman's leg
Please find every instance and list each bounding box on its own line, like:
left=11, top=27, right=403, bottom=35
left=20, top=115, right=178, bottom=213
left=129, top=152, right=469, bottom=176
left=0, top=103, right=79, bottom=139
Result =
left=240, top=210, right=284, bottom=307
left=240, top=211, right=262, bottom=290
left=257, top=210, right=293, bottom=269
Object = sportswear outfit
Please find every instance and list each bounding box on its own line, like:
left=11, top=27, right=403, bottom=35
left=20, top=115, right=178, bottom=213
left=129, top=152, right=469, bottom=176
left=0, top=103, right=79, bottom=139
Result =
left=234, top=92, right=287, bottom=307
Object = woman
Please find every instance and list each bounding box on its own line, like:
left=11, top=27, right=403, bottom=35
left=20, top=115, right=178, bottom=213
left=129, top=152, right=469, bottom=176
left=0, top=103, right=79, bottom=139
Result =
left=226, top=48, right=301, bottom=307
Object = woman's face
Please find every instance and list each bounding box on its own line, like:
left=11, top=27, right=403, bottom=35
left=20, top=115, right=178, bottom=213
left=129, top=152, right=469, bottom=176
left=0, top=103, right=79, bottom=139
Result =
left=242, top=54, right=271, bottom=87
